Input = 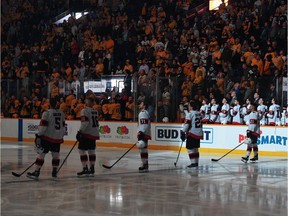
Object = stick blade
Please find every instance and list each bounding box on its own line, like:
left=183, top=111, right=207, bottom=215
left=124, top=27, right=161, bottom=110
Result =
left=102, top=164, right=112, bottom=169
left=174, top=162, right=177, bottom=167
left=11, top=172, right=21, bottom=177
left=211, top=158, right=219, bottom=162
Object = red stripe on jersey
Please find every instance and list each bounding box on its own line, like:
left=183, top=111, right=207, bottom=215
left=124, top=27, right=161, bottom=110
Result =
left=81, top=115, right=89, bottom=122
left=187, top=132, right=203, bottom=139
left=41, top=135, right=63, bottom=144
left=40, top=119, right=49, bottom=126
left=82, top=133, right=100, bottom=140
left=144, top=134, right=151, bottom=140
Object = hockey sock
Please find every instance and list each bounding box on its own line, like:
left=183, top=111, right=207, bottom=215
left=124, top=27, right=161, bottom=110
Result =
left=253, top=145, right=258, bottom=156
left=139, top=148, right=148, bottom=165
left=51, top=152, right=60, bottom=169
left=79, top=150, right=88, bottom=167
left=245, top=146, right=252, bottom=157
left=35, top=153, right=45, bottom=170
left=187, top=148, right=199, bottom=164
left=88, top=150, right=96, bottom=167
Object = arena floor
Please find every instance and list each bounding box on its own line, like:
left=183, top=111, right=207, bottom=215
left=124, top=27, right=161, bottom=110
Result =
left=1, top=141, right=287, bottom=216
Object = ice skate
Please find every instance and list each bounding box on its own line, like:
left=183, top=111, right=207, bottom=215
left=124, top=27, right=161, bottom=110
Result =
left=52, top=168, right=58, bottom=178
left=89, top=165, right=95, bottom=177
left=77, top=166, right=89, bottom=177
left=250, top=155, right=258, bottom=162
left=139, top=163, right=149, bottom=173
left=241, top=156, right=249, bottom=163
left=187, top=163, right=198, bottom=168
left=26, top=170, right=40, bottom=180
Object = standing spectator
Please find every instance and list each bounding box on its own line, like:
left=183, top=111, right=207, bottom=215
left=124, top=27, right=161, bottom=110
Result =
left=180, top=101, right=203, bottom=168
left=26, top=97, right=65, bottom=180
left=137, top=100, right=151, bottom=172
left=125, top=96, right=134, bottom=121
left=76, top=97, right=100, bottom=177
left=241, top=103, right=262, bottom=163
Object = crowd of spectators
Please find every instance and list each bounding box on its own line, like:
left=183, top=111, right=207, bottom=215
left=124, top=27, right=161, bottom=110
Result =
left=1, top=0, right=287, bottom=123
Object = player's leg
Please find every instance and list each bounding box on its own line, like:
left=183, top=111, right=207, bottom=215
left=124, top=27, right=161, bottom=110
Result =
left=27, top=140, right=49, bottom=180
left=138, top=140, right=148, bottom=172
left=250, top=143, right=258, bottom=162
left=77, top=138, right=89, bottom=176
left=87, top=140, right=96, bottom=176
left=186, top=136, right=200, bottom=168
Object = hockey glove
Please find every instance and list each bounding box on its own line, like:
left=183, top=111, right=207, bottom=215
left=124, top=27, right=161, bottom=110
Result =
left=180, top=130, right=186, bottom=142
left=76, top=131, right=82, bottom=141
left=34, top=134, right=44, bottom=154
left=137, top=131, right=144, bottom=140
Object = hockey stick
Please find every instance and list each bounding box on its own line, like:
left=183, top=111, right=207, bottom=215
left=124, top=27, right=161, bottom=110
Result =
left=211, top=141, right=245, bottom=162
left=102, top=143, right=137, bottom=169
left=174, top=141, right=184, bottom=166
left=12, top=161, right=36, bottom=177
left=57, top=141, right=78, bottom=174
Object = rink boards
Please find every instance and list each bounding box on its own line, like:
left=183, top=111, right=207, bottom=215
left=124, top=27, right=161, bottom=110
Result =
left=0, top=118, right=287, bottom=156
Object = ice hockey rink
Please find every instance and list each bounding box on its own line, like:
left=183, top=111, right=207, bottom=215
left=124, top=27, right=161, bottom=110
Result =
left=1, top=141, right=287, bottom=216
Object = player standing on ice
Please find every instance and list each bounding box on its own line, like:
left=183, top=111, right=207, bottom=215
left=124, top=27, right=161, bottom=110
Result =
left=27, top=97, right=66, bottom=180
left=137, top=100, right=151, bottom=172
left=180, top=101, right=204, bottom=168
left=241, top=103, right=263, bottom=163
left=76, top=97, right=100, bottom=177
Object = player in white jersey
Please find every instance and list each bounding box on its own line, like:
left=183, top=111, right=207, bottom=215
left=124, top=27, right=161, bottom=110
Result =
left=137, top=100, right=151, bottom=172
left=257, top=98, right=267, bottom=125
left=242, top=98, right=252, bottom=124
left=209, top=98, right=220, bottom=123
left=266, top=98, right=281, bottom=126
left=241, top=103, right=263, bottom=163
left=76, top=97, right=100, bottom=176
left=230, top=99, right=243, bottom=125
left=280, top=107, right=288, bottom=126
left=180, top=101, right=203, bottom=168
left=219, top=98, right=231, bottom=124
left=200, top=99, right=211, bottom=124
left=27, top=98, right=66, bottom=180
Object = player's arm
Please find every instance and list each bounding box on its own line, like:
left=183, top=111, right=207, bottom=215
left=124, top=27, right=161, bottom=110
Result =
left=38, top=111, right=49, bottom=136
left=79, top=110, right=89, bottom=132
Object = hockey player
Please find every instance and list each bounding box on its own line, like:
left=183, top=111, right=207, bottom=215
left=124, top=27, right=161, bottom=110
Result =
left=267, top=98, right=281, bottom=126
left=242, top=98, right=252, bottom=124
left=209, top=98, right=220, bottom=123
left=200, top=99, right=211, bottom=124
left=280, top=107, right=288, bottom=126
left=180, top=101, right=203, bottom=168
left=241, top=103, right=262, bottom=163
left=219, top=98, right=231, bottom=124
left=230, top=98, right=243, bottom=125
left=27, top=97, right=66, bottom=180
left=257, top=98, right=267, bottom=126
left=76, top=97, right=100, bottom=177
left=137, top=100, right=151, bottom=172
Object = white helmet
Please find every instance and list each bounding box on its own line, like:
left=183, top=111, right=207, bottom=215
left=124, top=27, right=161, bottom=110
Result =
left=136, top=140, right=146, bottom=148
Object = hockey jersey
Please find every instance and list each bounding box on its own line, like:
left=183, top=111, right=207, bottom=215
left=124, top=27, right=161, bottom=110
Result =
left=246, top=111, right=262, bottom=136
left=210, top=104, right=220, bottom=123
left=219, top=103, right=231, bottom=124
left=230, top=104, right=243, bottom=125
left=200, top=104, right=211, bottom=123
left=257, top=104, right=267, bottom=125
left=38, top=109, right=66, bottom=143
left=183, top=110, right=203, bottom=139
left=79, top=107, right=100, bottom=140
left=138, top=110, right=151, bottom=140
left=267, top=104, right=280, bottom=125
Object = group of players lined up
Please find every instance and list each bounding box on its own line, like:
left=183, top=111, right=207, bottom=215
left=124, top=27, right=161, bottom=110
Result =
left=179, top=95, right=288, bottom=126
